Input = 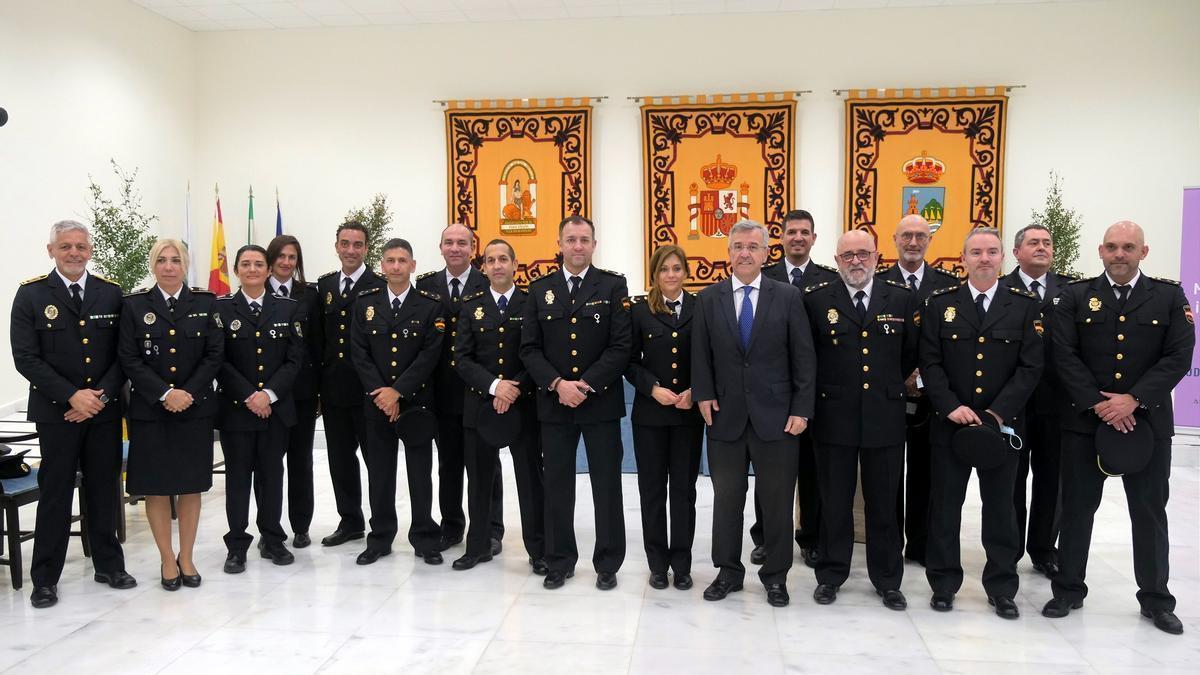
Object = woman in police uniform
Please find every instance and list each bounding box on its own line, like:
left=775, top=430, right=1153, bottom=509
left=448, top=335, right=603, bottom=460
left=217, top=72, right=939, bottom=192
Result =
left=119, top=238, right=223, bottom=590
left=625, top=244, right=703, bottom=591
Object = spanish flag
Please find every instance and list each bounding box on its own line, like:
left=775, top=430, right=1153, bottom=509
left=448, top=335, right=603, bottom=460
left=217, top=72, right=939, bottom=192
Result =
left=208, top=185, right=231, bottom=294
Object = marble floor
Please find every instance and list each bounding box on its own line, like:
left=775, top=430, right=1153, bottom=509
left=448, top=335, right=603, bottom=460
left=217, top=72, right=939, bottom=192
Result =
left=1, top=442, right=1198, bottom=674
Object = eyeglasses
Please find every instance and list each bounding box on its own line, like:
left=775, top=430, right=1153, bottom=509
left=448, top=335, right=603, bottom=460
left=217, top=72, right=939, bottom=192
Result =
left=898, top=232, right=930, bottom=243
left=837, top=250, right=876, bottom=262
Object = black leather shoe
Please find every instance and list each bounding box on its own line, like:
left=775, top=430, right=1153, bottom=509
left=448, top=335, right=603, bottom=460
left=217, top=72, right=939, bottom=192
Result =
left=529, top=558, right=549, bottom=576
left=989, top=596, right=1020, bottom=619
left=930, top=592, right=954, bottom=612
left=30, top=585, right=58, bottom=608
left=878, top=589, right=907, bottom=610
left=223, top=553, right=246, bottom=575
left=356, top=548, right=391, bottom=566
left=293, top=532, right=311, bottom=549
left=749, top=545, right=767, bottom=565
left=418, top=550, right=444, bottom=565
left=674, top=573, right=693, bottom=590
left=452, top=553, right=492, bottom=570
left=766, top=583, right=790, bottom=607
left=801, top=547, right=819, bottom=569
left=1142, top=608, right=1184, bottom=635
left=437, top=534, right=463, bottom=552
left=321, top=529, right=364, bottom=547
left=596, top=572, right=618, bottom=590
left=703, top=578, right=743, bottom=601
left=813, top=583, right=839, bottom=605
left=490, top=538, right=503, bottom=556
left=177, top=557, right=201, bottom=588
left=543, top=570, right=574, bottom=589
left=258, top=542, right=295, bottom=566
left=94, top=570, right=137, bottom=589
left=1032, top=560, right=1060, bottom=578
left=1042, top=597, right=1082, bottom=618
left=648, top=572, right=669, bottom=589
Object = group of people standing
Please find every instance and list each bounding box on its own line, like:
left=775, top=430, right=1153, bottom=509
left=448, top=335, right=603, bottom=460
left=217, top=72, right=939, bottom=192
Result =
left=10, top=211, right=1191, bottom=636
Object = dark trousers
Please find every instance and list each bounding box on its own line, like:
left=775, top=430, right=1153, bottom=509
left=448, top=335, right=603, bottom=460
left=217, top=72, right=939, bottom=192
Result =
left=632, top=423, right=703, bottom=575
left=436, top=414, right=504, bottom=542
left=709, top=425, right=798, bottom=586
left=815, top=442, right=904, bottom=591
left=285, top=397, right=317, bottom=536
left=541, top=420, right=625, bottom=574
left=750, top=431, right=815, bottom=548
left=364, top=413, right=438, bottom=553
left=222, top=419, right=288, bottom=554
left=322, top=403, right=368, bottom=533
left=1015, top=412, right=1061, bottom=563
left=926, top=443, right=1021, bottom=598
left=30, top=420, right=125, bottom=587
left=897, top=409, right=933, bottom=561
left=464, top=413, right=544, bottom=559
left=1052, top=432, right=1174, bottom=611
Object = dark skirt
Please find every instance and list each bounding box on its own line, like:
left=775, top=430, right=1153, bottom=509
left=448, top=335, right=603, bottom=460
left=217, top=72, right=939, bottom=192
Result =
left=126, top=417, right=215, bottom=496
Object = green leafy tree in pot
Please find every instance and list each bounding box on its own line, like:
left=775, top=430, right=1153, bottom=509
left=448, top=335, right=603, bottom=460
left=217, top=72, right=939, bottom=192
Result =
left=87, top=159, right=158, bottom=291
left=344, top=193, right=394, bottom=270
left=1029, top=171, right=1082, bottom=276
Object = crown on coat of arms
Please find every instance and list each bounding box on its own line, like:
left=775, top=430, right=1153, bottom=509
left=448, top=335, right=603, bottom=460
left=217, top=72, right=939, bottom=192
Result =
left=701, top=155, right=738, bottom=189
left=902, top=151, right=945, bottom=184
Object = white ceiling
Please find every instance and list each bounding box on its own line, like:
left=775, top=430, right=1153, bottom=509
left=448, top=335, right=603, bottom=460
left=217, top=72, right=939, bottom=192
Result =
left=132, top=0, right=1097, bottom=31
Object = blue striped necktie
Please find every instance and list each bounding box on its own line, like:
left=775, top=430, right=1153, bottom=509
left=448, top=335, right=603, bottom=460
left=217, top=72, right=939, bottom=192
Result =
left=739, top=286, right=754, bottom=350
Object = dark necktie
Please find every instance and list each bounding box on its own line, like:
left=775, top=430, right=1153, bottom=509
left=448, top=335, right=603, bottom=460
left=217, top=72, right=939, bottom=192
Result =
left=497, top=294, right=508, bottom=315
left=167, top=296, right=177, bottom=315
left=975, top=293, right=987, bottom=322
left=907, top=274, right=918, bottom=290
left=451, top=277, right=461, bottom=303
left=569, top=275, right=582, bottom=301
left=738, top=286, right=754, bottom=350
left=854, top=290, right=867, bottom=322
left=342, top=277, right=352, bottom=298
left=667, top=299, right=680, bottom=318
left=1115, top=284, right=1130, bottom=305
left=249, top=301, right=261, bottom=318
left=790, top=267, right=804, bottom=291
left=392, top=297, right=402, bottom=315
left=1030, top=279, right=1042, bottom=301
left=69, top=283, right=83, bottom=312
left=278, top=283, right=289, bottom=298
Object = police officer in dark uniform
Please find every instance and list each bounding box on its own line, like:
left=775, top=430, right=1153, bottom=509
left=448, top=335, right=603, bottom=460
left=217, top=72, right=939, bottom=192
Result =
left=753, top=209, right=839, bottom=567
left=215, top=245, right=305, bottom=573
left=804, top=230, right=918, bottom=610
left=415, top=223, right=503, bottom=554
left=315, top=222, right=386, bottom=548
left=11, top=220, right=135, bottom=608
left=351, top=238, right=446, bottom=566
left=451, top=239, right=546, bottom=573
left=625, top=244, right=704, bottom=591
left=1001, top=224, right=1078, bottom=578
left=877, top=214, right=962, bottom=565
left=267, top=235, right=322, bottom=549
left=1043, top=221, right=1193, bottom=635
left=521, top=215, right=632, bottom=591
left=920, top=227, right=1043, bottom=619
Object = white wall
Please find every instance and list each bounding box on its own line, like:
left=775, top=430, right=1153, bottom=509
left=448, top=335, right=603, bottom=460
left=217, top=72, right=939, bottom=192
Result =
left=0, top=0, right=195, bottom=404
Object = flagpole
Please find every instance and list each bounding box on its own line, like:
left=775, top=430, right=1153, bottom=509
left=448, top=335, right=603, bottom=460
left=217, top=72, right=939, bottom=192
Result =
left=247, top=184, right=255, bottom=246
left=275, top=186, right=283, bottom=237
left=184, top=181, right=194, bottom=286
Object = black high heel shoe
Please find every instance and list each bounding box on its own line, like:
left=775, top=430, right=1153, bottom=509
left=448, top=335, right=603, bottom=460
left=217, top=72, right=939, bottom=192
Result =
left=177, top=556, right=202, bottom=588
left=161, top=562, right=182, bottom=591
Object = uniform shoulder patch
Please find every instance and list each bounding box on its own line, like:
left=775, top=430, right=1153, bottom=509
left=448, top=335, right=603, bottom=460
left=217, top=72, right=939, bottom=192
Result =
left=931, top=266, right=961, bottom=279
left=528, top=273, right=555, bottom=286
left=761, top=260, right=783, bottom=271
left=595, top=267, right=624, bottom=277
left=190, top=287, right=215, bottom=295
left=883, top=279, right=912, bottom=290
left=124, top=287, right=150, bottom=297
left=804, top=280, right=833, bottom=294
left=358, top=287, right=382, bottom=296
left=218, top=293, right=235, bottom=300
left=1058, top=271, right=1082, bottom=281
left=626, top=295, right=646, bottom=305
left=1152, top=276, right=1181, bottom=285
left=1068, top=276, right=1095, bottom=285
left=91, top=274, right=120, bottom=287
left=813, top=262, right=838, bottom=274
left=1008, top=286, right=1037, bottom=299
left=416, top=288, right=440, bottom=300
left=874, top=263, right=891, bottom=275
left=416, top=270, right=438, bottom=281
left=317, top=270, right=338, bottom=281
left=462, top=290, right=487, bottom=302
left=924, top=284, right=961, bottom=306
left=19, top=274, right=47, bottom=286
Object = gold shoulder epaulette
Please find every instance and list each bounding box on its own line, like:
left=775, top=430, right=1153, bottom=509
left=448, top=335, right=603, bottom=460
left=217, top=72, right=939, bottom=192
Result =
left=924, top=284, right=961, bottom=306
left=416, top=288, right=440, bottom=300
left=417, top=270, right=438, bottom=280
left=358, top=287, right=382, bottom=296
left=814, top=262, right=838, bottom=274
left=462, top=290, right=487, bottom=302
left=1152, top=276, right=1181, bottom=285
left=883, top=279, right=912, bottom=290
left=20, top=274, right=47, bottom=286
left=91, top=274, right=120, bottom=287
left=1008, top=286, right=1037, bottom=299
left=318, top=270, right=338, bottom=280
left=1068, top=276, right=1094, bottom=285
left=804, top=281, right=833, bottom=294
left=529, top=273, right=555, bottom=285
left=595, top=267, right=624, bottom=277
left=931, top=266, right=962, bottom=279
left=1058, top=271, right=1082, bottom=281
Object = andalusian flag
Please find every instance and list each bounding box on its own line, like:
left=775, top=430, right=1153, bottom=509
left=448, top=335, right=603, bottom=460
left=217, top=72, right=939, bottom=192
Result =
left=208, top=185, right=231, bottom=295
left=275, top=187, right=283, bottom=236
left=247, top=185, right=255, bottom=245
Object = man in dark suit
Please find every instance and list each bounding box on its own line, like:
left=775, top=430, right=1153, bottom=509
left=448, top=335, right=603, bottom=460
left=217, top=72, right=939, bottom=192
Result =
left=752, top=209, right=838, bottom=567
left=920, top=227, right=1043, bottom=619
left=693, top=219, right=816, bottom=608
left=315, top=222, right=386, bottom=548
left=10, top=220, right=135, bottom=608
left=1001, top=224, right=1077, bottom=578
left=877, top=214, right=961, bottom=565
left=804, top=230, right=918, bottom=610
left=520, top=215, right=631, bottom=591
left=1042, top=221, right=1193, bottom=635
left=351, top=238, right=446, bottom=566
left=415, top=223, right=503, bottom=555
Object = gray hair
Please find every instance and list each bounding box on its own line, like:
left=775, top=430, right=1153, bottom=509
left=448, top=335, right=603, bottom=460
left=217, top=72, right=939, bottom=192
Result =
left=963, top=226, right=1002, bottom=253
left=49, top=220, right=92, bottom=246
left=1012, top=224, right=1051, bottom=248
left=728, top=219, right=769, bottom=248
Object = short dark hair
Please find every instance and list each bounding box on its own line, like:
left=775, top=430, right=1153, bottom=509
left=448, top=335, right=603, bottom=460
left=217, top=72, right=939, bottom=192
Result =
left=234, top=244, right=268, bottom=269
left=335, top=221, right=368, bottom=241
left=782, top=209, right=815, bottom=230
left=558, top=215, right=595, bottom=236
left=483, top=238, right=516, bottom=260
left=266, top=235, right=306, bottom=284
left=1013, top=224, right=1052, bottom=248
left=381, top=237, right=413, bottom=257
